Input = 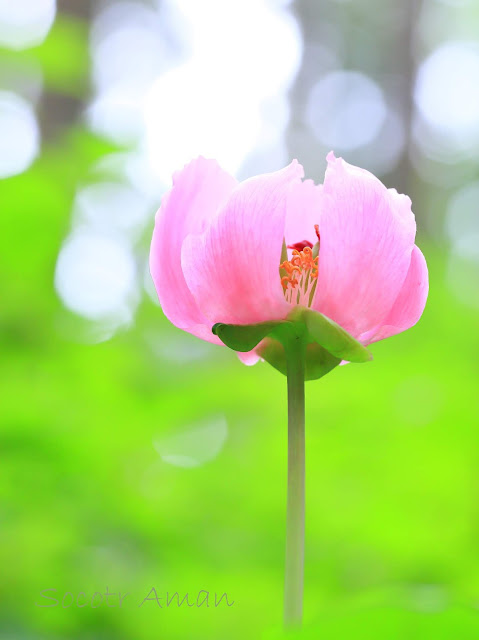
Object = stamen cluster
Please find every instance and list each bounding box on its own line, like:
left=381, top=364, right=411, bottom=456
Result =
left=280, top=246, right=319, bottom=306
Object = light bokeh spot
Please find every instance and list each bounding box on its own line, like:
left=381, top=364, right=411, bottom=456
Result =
left=154, top=415, right=228, bottom=468
left=445, top=181, right=479, bottom=245
left=55, top=231, right=137, bottom=321
left=88, top=0, right=301, bottom=187
left=73, top=182, right=151, bottom=239
left=447, top=235, right=479, bottom=310
left=0, top=91, right=39, bottom=178
left=0, top=0, right=56, bottom=50
left=415, top=42, right=479, bottom=147
left=144, top=0, right=301, bottom=180
left=305, top=71, right=387, bottom=151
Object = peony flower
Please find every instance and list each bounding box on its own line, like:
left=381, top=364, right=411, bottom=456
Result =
left=150, top=152, right=428, bottom=374
left=149, top=151, right=429, bottom=628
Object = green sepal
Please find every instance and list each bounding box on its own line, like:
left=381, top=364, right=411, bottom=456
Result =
left=279, top=239, right=288, bottom=282
left=257, top=338, right=341, bottom=381
left=212, top=320, right=295, bottom=353
left=212, top=306, right=371, bottom=380
left=288, top=306, right=372, bottom=363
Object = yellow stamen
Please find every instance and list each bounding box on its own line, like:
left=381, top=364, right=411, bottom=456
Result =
left=280, top=246, right=318, bottom=306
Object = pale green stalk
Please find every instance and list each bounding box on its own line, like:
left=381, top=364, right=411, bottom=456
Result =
left=283, top=335, right=305, bottom=628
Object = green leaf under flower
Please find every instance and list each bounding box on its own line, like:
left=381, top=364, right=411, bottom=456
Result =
left=257, top=338, right=341, bottom=381
left=288, top=307, right=372, bottom=364
left=212, top=320, right=292, bottom=353
left=212, top=306, right=372, bottom=380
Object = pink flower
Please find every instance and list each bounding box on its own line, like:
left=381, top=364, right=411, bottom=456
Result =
left=150, top=152, right=428, bottom=366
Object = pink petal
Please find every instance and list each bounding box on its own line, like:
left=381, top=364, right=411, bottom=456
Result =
left=359, top=245, right=429, bottom=344
left=284, top=179, right=322, bottom=249
left=312, top=152, right=417, bottom=338
left=150, top=157, right=237, bottom=343
left=237, top=350, right=261, bottom=366
left=181, top=161, right=304, bottom=326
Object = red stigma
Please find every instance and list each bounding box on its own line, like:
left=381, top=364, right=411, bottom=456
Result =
left=287, top=240, right=313, bottom=251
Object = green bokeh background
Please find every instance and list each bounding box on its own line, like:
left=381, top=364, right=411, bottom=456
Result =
left=2, top=2, right=479, bottom=639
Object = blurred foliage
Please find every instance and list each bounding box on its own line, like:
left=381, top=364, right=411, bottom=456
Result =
left=2, top=2, right=479, bottom=640
left=0, top=15, right=89, bottom=96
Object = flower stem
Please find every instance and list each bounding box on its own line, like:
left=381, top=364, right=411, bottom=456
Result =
left=284, top=334, right=305, bottom=628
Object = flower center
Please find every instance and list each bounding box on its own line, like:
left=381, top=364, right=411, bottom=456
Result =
left=280, top=225, right=320, bottom=307
left=280, top=249, right=318, bottom=308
